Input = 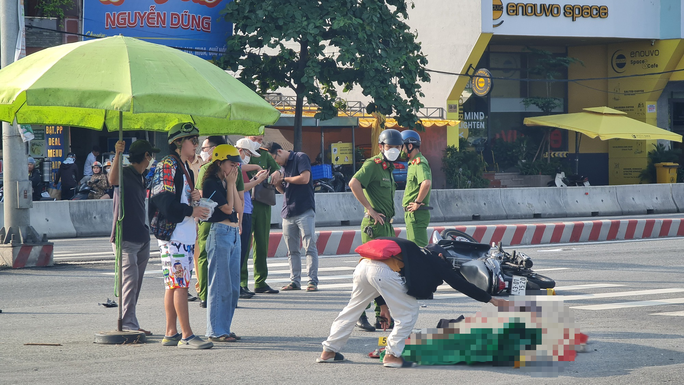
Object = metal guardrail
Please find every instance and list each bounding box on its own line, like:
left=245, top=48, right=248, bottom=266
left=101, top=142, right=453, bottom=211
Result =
left=264, top=93, right=446, bottom=119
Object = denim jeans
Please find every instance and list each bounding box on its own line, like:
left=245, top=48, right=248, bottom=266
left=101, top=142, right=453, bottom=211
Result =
left=205, top=222, right=241, bottom=338
left=282, top=208, right=318, bottom=286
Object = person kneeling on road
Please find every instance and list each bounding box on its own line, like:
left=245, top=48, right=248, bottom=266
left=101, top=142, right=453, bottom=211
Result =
left=318, top=238, right=507, bottom=368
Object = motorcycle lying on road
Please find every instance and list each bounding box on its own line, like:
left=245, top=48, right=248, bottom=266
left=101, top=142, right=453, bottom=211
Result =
left=429, top=229, right=556, bottom=296
left=548, top=167, right=590, bottom=187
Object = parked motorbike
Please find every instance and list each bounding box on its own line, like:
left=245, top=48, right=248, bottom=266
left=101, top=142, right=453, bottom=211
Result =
left=313, top=164, right=347, bottom=193
left=70, top=182, right=91, bottom=200
left=548, top=167, right=590, bottom=187
left=430, top=229, right=556, bottom=295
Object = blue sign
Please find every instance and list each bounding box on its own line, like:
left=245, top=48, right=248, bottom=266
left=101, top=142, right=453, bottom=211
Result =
left=45, top=125, right=65, bottom=183
left=83, top=0, right=233, bottom=59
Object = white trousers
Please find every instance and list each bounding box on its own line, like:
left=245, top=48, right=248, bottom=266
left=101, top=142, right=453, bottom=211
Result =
left=322, top=259, right=419, bottom=357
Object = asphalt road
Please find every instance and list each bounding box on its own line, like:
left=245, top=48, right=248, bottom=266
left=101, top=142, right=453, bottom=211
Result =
left=1, top=237, right=684, bottom=384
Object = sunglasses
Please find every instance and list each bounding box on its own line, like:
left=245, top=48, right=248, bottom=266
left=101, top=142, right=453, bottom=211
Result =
left=184, top=136, right=199, bottom=145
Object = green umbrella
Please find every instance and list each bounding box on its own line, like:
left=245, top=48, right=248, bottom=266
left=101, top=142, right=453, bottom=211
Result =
left=0, top=35, right=280, bottom=134
left=0, top=36, right=279, bottom=340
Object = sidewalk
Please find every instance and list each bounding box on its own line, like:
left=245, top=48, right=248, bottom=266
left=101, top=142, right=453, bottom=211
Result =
left=266, top=214, right=684, bottom=258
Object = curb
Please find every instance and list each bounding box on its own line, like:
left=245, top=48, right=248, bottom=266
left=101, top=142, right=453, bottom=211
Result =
left=266, top=218, right=684, bottom=258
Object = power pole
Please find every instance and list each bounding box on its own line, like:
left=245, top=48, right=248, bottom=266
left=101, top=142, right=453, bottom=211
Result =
left=0, top=0, right=53, bottom=268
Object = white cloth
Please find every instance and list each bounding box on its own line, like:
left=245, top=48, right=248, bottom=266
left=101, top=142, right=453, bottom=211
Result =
left=170, top=174, right=196, bottom=245
left=322, top=259, right=419, bottom=358
left=84, top=152, right=96, bottom=176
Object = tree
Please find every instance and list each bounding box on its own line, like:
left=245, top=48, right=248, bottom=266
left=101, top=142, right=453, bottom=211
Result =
left=26, top=0, right=73, bottom=20
left=219, top=0, right=430, bottom=151
left=521, top=47, right=582, bottom=162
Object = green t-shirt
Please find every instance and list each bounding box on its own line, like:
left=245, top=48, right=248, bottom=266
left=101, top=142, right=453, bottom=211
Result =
left=353, top=154, right=395, bottom=218
left=196, top=162, right=244, bottom=192
left=402, top=153, right=432, bottom=206
left=248, top=148, right=280, bottom=178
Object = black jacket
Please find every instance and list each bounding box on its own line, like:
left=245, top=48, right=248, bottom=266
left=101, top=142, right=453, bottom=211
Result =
left=29, top=169, right=42, bottom=201
left=55, top=162, right=79, bottom=189
left=375, top=238, right=492, bottom=304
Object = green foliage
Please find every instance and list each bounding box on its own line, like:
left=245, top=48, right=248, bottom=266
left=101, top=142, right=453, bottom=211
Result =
left=521, top=47, right=582, bottom=113
left=639, top=144, right=682, bottom=183
left=442, top=139, right=490, bottom=189
left=33, top=0, right=73, bottom=19
left=518, top=158, right=566, bottom=175
left=219, top=0, right=430, bottom=149
left=492, top=137, right=534, bottom=171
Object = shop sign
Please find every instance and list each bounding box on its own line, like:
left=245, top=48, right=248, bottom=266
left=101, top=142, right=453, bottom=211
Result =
left=46, top=125, right=65, bottom=182
left=83, top=0, right=233, bottom=59
left=30, top=127, right=46, bottom=158
left=331, top=142, right=353, bottom=165
left=471, top=68, right=493, bottom=97
left=486, top=0, right=659, bottom=39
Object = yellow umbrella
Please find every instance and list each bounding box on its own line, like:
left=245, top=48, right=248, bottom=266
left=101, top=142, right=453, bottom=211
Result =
left=523, top=107, right=682, bottom=142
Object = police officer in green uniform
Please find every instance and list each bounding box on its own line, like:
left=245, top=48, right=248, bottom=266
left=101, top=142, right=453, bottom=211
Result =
left=349, top=129, right=403, bottom=331
left=401, top=130, right=432, bottom=247
left=243, top=135, right=282, bottom=294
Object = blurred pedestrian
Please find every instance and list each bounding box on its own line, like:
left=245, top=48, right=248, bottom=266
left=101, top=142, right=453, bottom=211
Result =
left=84, top=145, right=100, bottom=177
left=348, top=129, right=403, bottom=331
left=201, top=144, right=244, bottom=342
left=28, top=157, right=43, bottom=201
left=235, top=138, right=268, bottom=299
left=194, top=136, right=229, bottom=308
left=149, top=122, right=213, bottom=349
left=268, top=142, right=318, bottom=292
left=401, top=130, right=432, bottom=247
left=244, top=135, right=281, bottom=294
left=87, top=161, right=111, bottom=199
left=108, top=139, right=160, bottom=335
left=54, top=153, right=80, bottom=200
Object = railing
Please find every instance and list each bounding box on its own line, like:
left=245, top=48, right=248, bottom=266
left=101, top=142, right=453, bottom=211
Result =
left=264, top=93, right=446, bottom=119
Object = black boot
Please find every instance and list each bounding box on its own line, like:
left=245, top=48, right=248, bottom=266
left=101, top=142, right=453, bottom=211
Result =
left=356, top=313, right=376, bottom=332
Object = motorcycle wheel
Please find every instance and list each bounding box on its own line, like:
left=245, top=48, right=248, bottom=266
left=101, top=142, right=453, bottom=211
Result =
left=314, top=183, right=334, bottom=193
left=441, top=229, right=477, bottom=243
left=526, top=273, right=555, bottom=289
left=502, top=266, right=556, bottom=289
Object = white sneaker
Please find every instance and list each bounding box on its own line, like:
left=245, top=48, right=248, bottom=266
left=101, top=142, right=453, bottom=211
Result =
left=177, top=336, right=213, bottom=349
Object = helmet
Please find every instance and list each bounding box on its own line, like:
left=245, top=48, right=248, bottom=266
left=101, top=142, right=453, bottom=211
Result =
left=378, top=129, right=403, bottom=146
left=167, top=122, right=199, bottom=144
left=92, top=161, right=103, bottom=168
left=401, top=130, right=421, bottom=146
left=212, top=144, right=242, bottom=164
left=104, top=161, right=112, bottom=168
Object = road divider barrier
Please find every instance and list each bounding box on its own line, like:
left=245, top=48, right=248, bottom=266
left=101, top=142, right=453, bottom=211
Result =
left=0, top=184, right=681, bottom=242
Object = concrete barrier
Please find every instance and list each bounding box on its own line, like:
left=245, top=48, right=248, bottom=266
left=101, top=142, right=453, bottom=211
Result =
left=671, top=183, right=684, bottom=212
left=499, top=187, right=567, bottom=219
left=1, top=184, right=682, bottom=240
left=69, top=199, right=114, bottom=237
left=561, top=186, right=622, bottom=217
left=615, top=184, right=678, bottom=215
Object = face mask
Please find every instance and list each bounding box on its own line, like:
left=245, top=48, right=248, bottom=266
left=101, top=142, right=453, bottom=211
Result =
left=252, top=140, right=261, bottom=151
left=200, top=151, right=211, bottom=162
left=242, top=155, right=250, bottom=165
left=383, top=148, right=401, bottom=162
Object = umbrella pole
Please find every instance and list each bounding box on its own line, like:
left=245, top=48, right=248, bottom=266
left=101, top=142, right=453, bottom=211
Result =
left=117, top=111, right=123, bottom=332
left=574, top=133, right=580, bottom=175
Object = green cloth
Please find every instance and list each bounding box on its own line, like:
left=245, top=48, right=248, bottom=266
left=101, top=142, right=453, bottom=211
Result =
left=399, top=323, right=541, bottom=366
left=248, top=148, right=280, bottom=177
left=361, top=216, right=395, bottom=243
left=196, top=162, right=244, bottom=192
left=195, top=221, right=211, bottom=301
left=353, top=155, right=395, bottom=219
left=402, top=153, right=431, bottom=207
left=244, top=201, right=272, bottom=288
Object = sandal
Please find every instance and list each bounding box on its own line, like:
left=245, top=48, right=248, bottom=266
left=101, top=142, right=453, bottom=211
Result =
left=281, top=282, right=301, bottom=291
left=229, top=332, right=241, bottom=341
left=306, top=283, right=318, bottom=292
left=208, top=335, right=237, bottom=342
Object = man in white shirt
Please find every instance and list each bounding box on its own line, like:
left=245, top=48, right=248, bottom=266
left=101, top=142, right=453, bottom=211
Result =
left=83, top=146, right=101, bottom=177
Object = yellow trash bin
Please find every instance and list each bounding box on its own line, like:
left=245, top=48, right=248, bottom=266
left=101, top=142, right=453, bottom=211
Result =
left=655, top=162, right=679, bottom=183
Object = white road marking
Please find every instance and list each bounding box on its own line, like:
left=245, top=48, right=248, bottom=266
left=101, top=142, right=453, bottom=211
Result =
left=530, top=268, right=569, bottom=272
left=572, top=297, right=684, bottom=310
left=650, top=310, right=684, bottom=316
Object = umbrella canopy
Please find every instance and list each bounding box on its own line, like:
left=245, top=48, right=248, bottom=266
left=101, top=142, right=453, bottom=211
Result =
left=523, top=106, right=682, bottom=142
left=0, top=36, right=280, bottom=134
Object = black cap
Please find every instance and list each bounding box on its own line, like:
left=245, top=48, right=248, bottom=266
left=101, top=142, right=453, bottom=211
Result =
left=129, top=140, right=160, bottom=156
